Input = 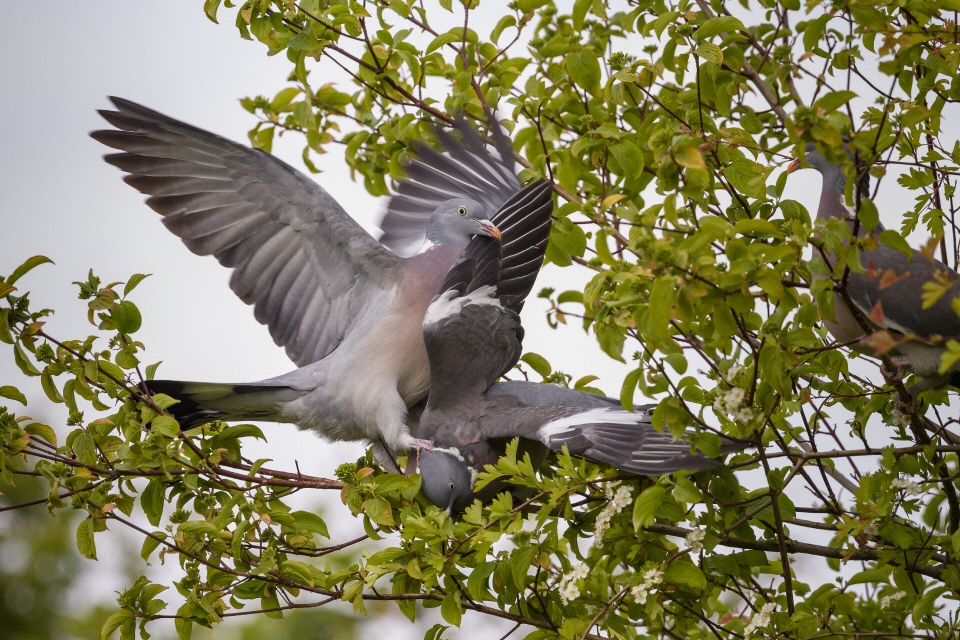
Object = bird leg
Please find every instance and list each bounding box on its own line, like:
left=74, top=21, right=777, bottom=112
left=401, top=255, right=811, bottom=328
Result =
left=402, top=439, right=435, bottom=477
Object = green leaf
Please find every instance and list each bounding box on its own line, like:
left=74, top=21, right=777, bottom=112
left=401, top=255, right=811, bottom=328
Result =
left=878, top=230, right=913, bottom=258
left=912, top=586, right=948, bottom=625
left=292, top=511, right=330, bottom=538
left=696, top=42, right=723, bottom=66
left=7, top=255, right=54, bottom=285
left=112, top=300, right=142, bottom=334
left=365, top=496, right=396, bottom=527
left=426, top=30, right=461, bottom=54
left=145, top=361, right=162, bottom=381
left=633, top=485, right=667, bottom=531
left=610, top=140, right=644, bottom=177
left=0, top=385, right=27, bottom=405
left=151, top=415, right=180, bottom=438
left=440, top=590, right=462, bottom=627
left=572, top=0, right=591, bottom=30
left=803, top=14, right=832, bottom=52
left=566, top=49, right=601, bottom=94
left=76, top=517, right=98, bottom=560
left=280, top=560, right=316, bottom=587
left=175, top=604, right=193, bottom=640
left=24, top=422, right=57, bottom=446
left=99, top=610, right=135, bottom=640
left=814, top=91, right=857, bottom=113
left=858, top=198, right=880, bottom=232
left=725, top=159, right=773, bottom=200
left=491, top=15, right=516, bottom=44
left=14, top=343, right=40, bottom=376
left=140, top=532, right=167, bottom=562
left=664, top=561, right=707, bottom=590
left=203, top=0, right=222, bottom=23
left=123, top=273, right=151, bottom=297
left=141, top=480, right=165, bottom=527
left=696, top=16, right=744, bottom=41
left=520, top=352, right=552, bottom=377
left=620, top=367, right=643, bottom=410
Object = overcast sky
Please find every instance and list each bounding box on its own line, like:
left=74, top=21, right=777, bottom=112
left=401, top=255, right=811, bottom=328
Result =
left=3, top=2, right=952, bottom=638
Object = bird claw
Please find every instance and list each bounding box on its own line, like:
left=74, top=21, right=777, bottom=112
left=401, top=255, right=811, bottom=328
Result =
left=410, top=439, right=435, bottom=452
left=402, top=440, right=436, bottom=477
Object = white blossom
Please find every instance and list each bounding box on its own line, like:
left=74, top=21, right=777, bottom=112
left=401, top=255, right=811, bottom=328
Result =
left=631, top=583, right=649, bottom=604
left=734, top=406, right=755, bottom=424
left=631, top=567, right=663, bottom=604
left=891, top=477, right=922, bottom=495
left=686, top=528, right=706, bottom=554
left=880, top=590, right=906, bottom=609
left=594, top=483, right=634, bottom=544
left=744, top=602, right=775, bottom=637
left=726, top=364, right=743, bottom=383
left=724, top=387, right=746, bottom=408
left=888, top=408, right=910, bottom=428
left=643, top=568, right=663, bottom=587
left=558, top=563, right=589, bottom=604
left=863, top=520, right=879, bottom=536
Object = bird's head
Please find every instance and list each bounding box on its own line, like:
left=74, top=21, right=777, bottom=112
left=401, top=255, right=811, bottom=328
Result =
left=787, top=141, right=870, bottom=199
left=424, top=198, right=500, bottom=246
left=419, top=447, right=475, bottom=515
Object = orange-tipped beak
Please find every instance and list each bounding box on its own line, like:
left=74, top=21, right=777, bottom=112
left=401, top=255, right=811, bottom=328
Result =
left=786, top=157, right=802, bottom=173
left=477, top=220, right=501, bottom=240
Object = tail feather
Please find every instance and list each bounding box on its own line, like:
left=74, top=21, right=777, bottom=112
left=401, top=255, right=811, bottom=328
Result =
left=145, top=380, right=303, bottom=429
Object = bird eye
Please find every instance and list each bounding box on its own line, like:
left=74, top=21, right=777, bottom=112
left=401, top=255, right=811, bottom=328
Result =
left=457, top=206, right=467, bottom=216
left=449, top=481, right=455, bottom=489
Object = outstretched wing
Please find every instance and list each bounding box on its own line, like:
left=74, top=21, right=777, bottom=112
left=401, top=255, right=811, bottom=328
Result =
left=845, top=245, right=960, bottom=342
left=472, top=400, right=748, bottom=475
left=380, top=120, right=521, bottom=256
left=92, top=97, right=401, bottom=367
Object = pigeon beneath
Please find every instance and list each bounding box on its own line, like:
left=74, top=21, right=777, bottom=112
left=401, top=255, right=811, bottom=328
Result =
left=414, top=236, right=748, bottom=513
left=789, top=142, right=960, bottom=396
left=91, top=97, right=554, bottom=463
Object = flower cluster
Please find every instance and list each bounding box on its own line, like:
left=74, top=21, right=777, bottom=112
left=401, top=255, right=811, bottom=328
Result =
left=631, top=567, right=664, bottom=604
left=744, top=602, right=776, bottom=637
left=713, top=385, right=754, bottom=424
left=880, top=590, right=906, bottom=608
left=686, top=527, right=705, bottom=554
left=594, top=481, right=634, bottom=544
left=891, top=477, right=922, bottom=495
left=558, top=562, right=589, bottom=604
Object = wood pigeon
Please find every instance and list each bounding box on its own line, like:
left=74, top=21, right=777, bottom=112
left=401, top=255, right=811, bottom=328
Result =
left=789, top=143, right=960, bottom=394
left=91, top=97, right=554, bottom=463
left=414, top=237, right=748, bottom=513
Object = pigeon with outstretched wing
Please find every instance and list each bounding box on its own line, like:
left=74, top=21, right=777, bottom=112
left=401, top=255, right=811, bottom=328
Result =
left=92, top=97, right=553, bottom=463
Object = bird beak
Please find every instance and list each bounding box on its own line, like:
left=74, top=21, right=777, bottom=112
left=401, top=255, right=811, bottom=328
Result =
left=445, top=504, right=454, bottom=518
left=786, top=157, right=802, bottom=173
left=475, top=219, right=501, bottom=240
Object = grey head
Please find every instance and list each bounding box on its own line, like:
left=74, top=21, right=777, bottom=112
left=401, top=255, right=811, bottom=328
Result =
left=790, top=141, right=870, bottom=201
left=423, top=198, right=501, bottom=247
left=419, top=448, right=474, bottom=514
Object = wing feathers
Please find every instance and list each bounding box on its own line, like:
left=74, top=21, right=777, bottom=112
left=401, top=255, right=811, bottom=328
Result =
left=93, top=97, right=399, bottom=366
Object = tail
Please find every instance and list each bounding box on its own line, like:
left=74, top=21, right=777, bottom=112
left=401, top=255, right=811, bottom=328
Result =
left=145, top=380, right=305, bottom=429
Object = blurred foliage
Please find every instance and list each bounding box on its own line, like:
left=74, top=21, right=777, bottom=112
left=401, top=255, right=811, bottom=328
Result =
left=3, top=0, right=960, bottom=638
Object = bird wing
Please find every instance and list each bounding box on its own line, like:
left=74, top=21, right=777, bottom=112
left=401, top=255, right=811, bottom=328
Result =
left=471, top=401, right=747, bottom=475
left=845, top=244, right=960, bottom=341
left=92, top=97, right=402, bottom=367
left=379, top=120, right=522, bottom=255
left=421, top=235, right=523, bottom=409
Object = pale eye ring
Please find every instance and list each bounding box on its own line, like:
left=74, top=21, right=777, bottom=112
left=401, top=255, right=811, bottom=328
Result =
left=449, top=481, right=455, bottom=489
left=457, top=206, right=467, bottom=216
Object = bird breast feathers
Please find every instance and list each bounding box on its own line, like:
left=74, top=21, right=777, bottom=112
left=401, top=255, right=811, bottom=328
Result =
left=422, top=285, right=502, bottom=327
